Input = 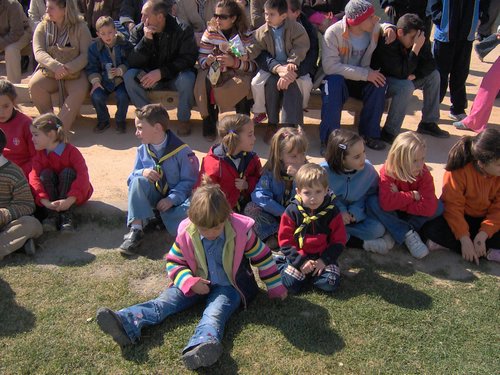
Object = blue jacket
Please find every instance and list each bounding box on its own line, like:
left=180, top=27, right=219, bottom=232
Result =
left=128, top=131, right=200, bottom=206
left=320, top=160, right=379, bottom=223
left=86, top=33, right=133, bottom=92
left=428, top=0, right=481, bottom=42
left=251, top=170, right=295, bottom=217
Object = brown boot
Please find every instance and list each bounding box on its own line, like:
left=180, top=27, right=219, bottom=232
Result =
left=176, top=121, right=192, bottom=136
left=263, top=124, right=278, bottom=144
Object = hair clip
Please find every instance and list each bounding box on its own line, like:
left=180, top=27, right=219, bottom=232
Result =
left=338, top=143, right=347, bottom=150
left=56, top=124, right=62, bottom=129
left=47, top=119, right=53, bottom=125
left=281, top=131, right=291, bottom=138
left=228, top=129, right=236, bottom=134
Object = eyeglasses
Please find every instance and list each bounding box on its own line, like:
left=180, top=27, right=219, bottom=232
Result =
left=214, top=14, right=232, bottom=20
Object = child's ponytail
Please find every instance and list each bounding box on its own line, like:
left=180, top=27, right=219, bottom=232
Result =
left=32, top=113, right=67, bottom=143
left=445, top=128, right=500, bottom=171
left=218, top=113, right=251, bottom=155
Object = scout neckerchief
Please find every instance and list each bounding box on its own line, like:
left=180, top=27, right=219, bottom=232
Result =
left=146, top=143, right=188, bottom=196
left=281, top=172, right=294, bottom=207
left=225, top=150, right=250, bottom=213
left=293, top=194, right=335, bottom=249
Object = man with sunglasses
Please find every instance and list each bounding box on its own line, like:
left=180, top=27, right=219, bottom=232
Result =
left=124, top=0, right=198, bottom=136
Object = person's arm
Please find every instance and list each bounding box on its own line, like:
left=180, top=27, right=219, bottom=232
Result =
left=297, top=17, right=319, bottom=77
left=319, top=213, right=346, bottom=265
left=428, top=0, right=443, bottom=26
left=28, top=155, right=50, bottom=206
left=405, top=166, right=438, bottom=217
left=244, top=229, right=287, bottom=299
left=244, top=155, right=262, bottom=198
left=251, top=173, right=287, bottom=217
left=0, top=174, right=35, bottom=228
left=161, top=24, right=198, bottom=81
left=127, top=147, right=147, bottom=184
left=480, top=187, right=500, bottom=239
left=85, top=44, right=103, bottom=85
left=166, top=150, right=199, bottom=206
left=278, top=211, right=307, bottom=269
left=378, top=168, right=414, bottom=212
left=166, top=240, right=201, bottom=296
left=64, top=23, right=93, bottom=74
left=65, top=146, right=93, bottom=206
left=127, top=25, right=153, bottom=68
left=286, top=22, right=310, bottom=66
left=0, top=1, right=26, bottom=50
left=442, top=169, right=470, bottom=240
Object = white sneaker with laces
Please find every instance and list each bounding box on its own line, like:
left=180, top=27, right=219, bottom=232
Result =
left=404, top=230, right=429, bottom=259
left=363, top=238, right=390, bottom=255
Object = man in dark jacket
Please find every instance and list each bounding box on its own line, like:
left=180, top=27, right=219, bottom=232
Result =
left=379, top=0, right=431, bottom=40
left=123, top=0, right=198, bottom=135
left=371, top=13, right=449, bottom=143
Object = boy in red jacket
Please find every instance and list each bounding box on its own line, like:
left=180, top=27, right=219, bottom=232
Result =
left=277, top=163, right=347, bottom=294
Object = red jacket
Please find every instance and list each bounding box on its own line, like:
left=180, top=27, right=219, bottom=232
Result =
left=29, top=143, right=93, bottom=206
left=197, top=144, right=262, bottom=210
left=0, top=110, right=36, bottom=178
left=378, top=164, right=438, bottom=217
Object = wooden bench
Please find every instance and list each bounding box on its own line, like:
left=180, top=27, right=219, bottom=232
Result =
left=14, top=83, right=388, bottom=126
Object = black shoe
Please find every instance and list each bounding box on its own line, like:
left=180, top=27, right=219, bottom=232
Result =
left=96, top=307, right=133, bottom=347
left=417, top=122, right=450, bottom=138
left=182, top=341, right=223, bottom=370
left=380, top=128, right=396, bottom=144
left=116, top=122, right=126, bottom=134
left=60, top=212, right=75, bottom=233
left=23, top=238, right=36, bottom=256
left=21, top=56, right=30, bottom=73
left=93, top=122, right=110, bottom=133
left=119, top=228, right=144, bottom=254
left=42, top=215, right=59, bottom=232
left=363, top=136, right=386, bottom=150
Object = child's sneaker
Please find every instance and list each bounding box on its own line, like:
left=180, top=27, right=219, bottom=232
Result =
left=96, top=307, right=133, bottom=347
left=182, top=341, right=223, bottom=370
left=404, top=230, right=429, bottom=259
left=120, top=228, right=144, bottom=254
left=60, top=212, right=75, bottom=233
left=363, top=238, right=389, bottom=254
left=42, top=215, right=58, bottom=232
left=486, top=249, right=500, bottom=262
left=253, top=112, right=267, bottom=124
left=382, top=232, right=395, bottom=250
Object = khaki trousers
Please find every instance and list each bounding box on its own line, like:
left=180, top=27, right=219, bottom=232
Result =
left=0, top=216, right=42, bottom=260
left=2, top=30, right=31, bottom=83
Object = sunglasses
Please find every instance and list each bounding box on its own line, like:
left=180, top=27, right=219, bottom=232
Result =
left=214, top=14, right=232, bottom=20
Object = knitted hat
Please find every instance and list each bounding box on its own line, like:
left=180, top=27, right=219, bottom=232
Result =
left=345, top=0, right=375, bottom=26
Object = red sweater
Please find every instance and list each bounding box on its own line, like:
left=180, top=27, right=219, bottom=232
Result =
left=378, top=164, right=438, bottom=217
left=29, top=143, right=93, bottom=206
left=197, top=145, right=262, bottom=210
left=0, top=110, right=36, bottom=178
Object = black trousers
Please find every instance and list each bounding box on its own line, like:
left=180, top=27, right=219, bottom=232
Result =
left=422, top=215, right=500, bottom=253
left=433, top=39, right=473, bottom=115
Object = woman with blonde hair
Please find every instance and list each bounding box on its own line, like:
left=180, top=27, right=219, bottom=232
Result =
left=28, top=0, right=91, bottom=132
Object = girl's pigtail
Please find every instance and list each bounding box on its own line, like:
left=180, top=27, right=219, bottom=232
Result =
left=445, top=136, right=473, bottom=171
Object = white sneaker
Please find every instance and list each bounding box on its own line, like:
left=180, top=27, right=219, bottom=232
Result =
left=448, top=112, right=467, bottom=121
left=382, top=232, right=395, bottom=250
left=404, top=230, right=429, bottom=259
left=363, top=238, right=390, bottom=255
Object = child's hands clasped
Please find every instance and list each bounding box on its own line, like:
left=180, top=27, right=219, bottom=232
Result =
left=300, top=259, right=326, bottom=276
left=41, top=197, right=76, bottom=212
left=191, top=278, right=211, bottom=295
left=234, top=178, right=248, bottom=190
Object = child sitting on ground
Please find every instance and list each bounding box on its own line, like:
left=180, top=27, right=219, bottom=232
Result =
left=120, top=104, right=199, bottom=254
left=96, top=177, right=287, bottom=370
left=0, top=129, right=42, bottom=260
left=29, top=114, right=93, bottom=233
left=197, top=113, right=261, bottom=213
left=277, top=163, right=347, bottom=294
left=423, top=128, right=500, bottom=264
left=244, top=126, right=308, bottom=249
left=366, top=131, right=442, bottom=259
left=321, top=129, right=394, bottom=254
left=86, top=16, right=133, bottom=134
left=0, top=79, right=36, bottom=178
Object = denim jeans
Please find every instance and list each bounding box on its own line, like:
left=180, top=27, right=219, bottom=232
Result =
left=116, top=285, right=241, bottom=350
left=91, top=83, right=129, bottom=125
left=366, top=195, right=444, bottom=244
left=383, top=70, right=440, bottom=135
left=127, top=176, right=190, bottom=236
left=475, top=33, right=499, bottom=60
left=320, top=74, right=387, bottom=142
left=124, top=68, right=195, bottom=121
left=243, top=202, right=280, bottom=240
left=274, top=254, right=340, bottom=294
left=346, top=216, right=386, bottom=241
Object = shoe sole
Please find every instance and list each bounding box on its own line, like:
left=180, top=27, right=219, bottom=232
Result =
left=417, top=129, right=450, bottom=138
left=182, top=342, right=223, bottom=370
left=96, top=308, right=132, bottom=347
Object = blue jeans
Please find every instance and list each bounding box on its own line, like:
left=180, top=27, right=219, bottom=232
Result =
left=320, top=74, right=387, bottom=142
left=274, top=254, right=340, bottom=294
left=243, top=202, right=280, bottom=240
left=116, top=285, right=241, bottom=350
left=383, top=70, right=441, bottom=135
left=91, top=83, right=129, bottom=125
left=366, top=195, right=444, bottom=244
left=475, top=33, right=499, bottom=60
left=124, top=68, right=195, bottom=121
left=346, top=215, right=386, bottom=241
left=127, top=176, right=190, bottom=236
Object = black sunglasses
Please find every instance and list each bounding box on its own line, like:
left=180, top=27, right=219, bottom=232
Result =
left=214, top=14, right=232, bottom=20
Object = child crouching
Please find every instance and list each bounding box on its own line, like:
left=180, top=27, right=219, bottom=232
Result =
left=277, top=163, right=347, bottom=294
left=96, top=177, right=287, bottom=370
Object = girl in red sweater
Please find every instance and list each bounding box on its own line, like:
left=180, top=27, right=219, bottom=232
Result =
left=0, top=79, right=36, bottom=178
left=29, top=113, right=93, bottom=233
left=366, top=132, right=442, bottom=259
left=423, top=128, right=500, bottom=264
left=197, top=114, right=261, bottom=213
